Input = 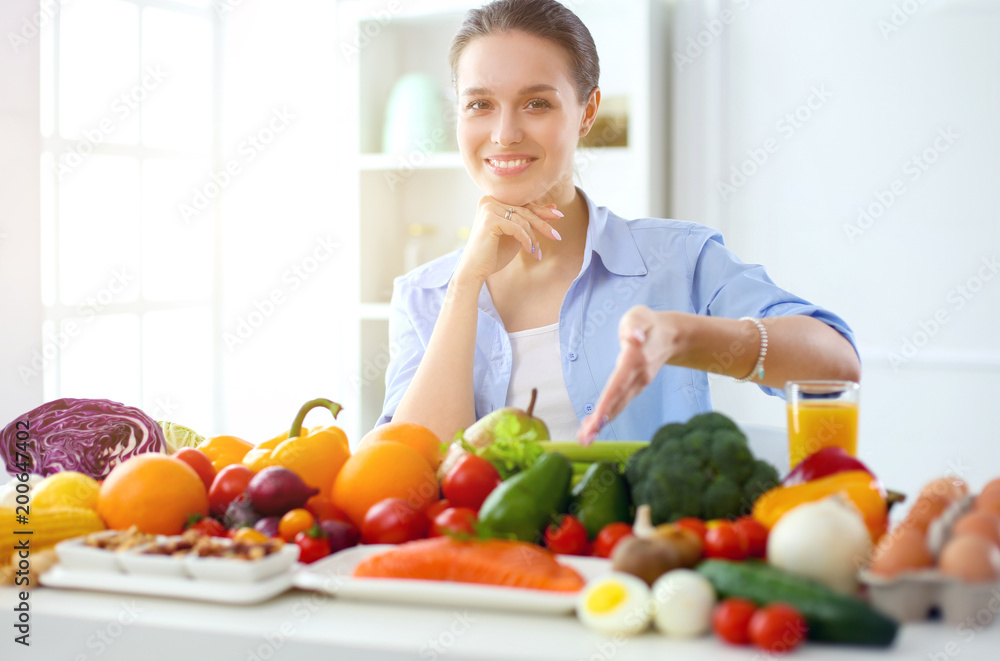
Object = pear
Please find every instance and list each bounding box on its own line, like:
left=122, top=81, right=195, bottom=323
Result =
left=437, top=389, right=550, bottom=478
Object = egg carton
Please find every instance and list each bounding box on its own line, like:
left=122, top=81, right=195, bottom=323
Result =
left=860, top=494, right=1000, bottom=625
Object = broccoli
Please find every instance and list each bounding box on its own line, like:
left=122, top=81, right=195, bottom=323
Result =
left=624, top=412, right=780, bottom=524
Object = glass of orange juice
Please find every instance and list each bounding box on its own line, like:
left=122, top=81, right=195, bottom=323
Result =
left=785, top=380, right=860, bottom=470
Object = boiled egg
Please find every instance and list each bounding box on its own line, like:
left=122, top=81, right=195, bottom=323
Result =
left=576, top=572, right=652, bottom=636
left=939, top=534, right=1000, bottom=582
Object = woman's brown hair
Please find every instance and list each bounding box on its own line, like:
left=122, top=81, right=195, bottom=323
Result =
left=449, top=0, right=600, bottom=103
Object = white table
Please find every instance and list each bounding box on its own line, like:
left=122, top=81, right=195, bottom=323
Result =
left=3, top=583, right=999, bottom=661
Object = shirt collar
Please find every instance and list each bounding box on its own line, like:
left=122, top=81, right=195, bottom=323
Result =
left=408, top=188, right=647, bottom=289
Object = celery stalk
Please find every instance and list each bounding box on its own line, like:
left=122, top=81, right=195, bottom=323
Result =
left=538, top=441, right=648, bottom=464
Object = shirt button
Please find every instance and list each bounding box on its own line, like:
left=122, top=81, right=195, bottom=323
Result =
left=585, top=404, right=594, bottom=413
left=568, top=352, right=578, bottom=361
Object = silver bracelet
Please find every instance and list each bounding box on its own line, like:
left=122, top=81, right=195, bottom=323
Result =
left=734, top=316, right=767, bottom=383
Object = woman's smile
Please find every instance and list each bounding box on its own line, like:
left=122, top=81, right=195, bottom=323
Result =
left=484, top=154, right=538, bottom=177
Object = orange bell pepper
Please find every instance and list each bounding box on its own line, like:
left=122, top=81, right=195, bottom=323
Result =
left=197, top=435, right=254, bottom=472
left=246, top=399, right=351, bottom=495
left=752, top=470, right=887, bottom=543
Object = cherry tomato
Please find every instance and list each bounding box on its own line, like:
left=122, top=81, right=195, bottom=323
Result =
left=305, top=495, right=349, bottom=523
left=361, top=497, right=430, bottom=544
left=712, top=597, right=758, bottom=645
left=675, top=517, right=708, bottom=542
left=278, top=508, right=316, bottom=542
left=174, top=447, right=217, bottom=492
left=208, top=464, right=254, bottom=517
left=592, top=522, right=634, bottom=558
left=430, top=507, right=478, bottom=538
left=733, top=517, right=769, bottom=558
left=704, top=521, right=749, bottom=560
left=748, top=603, right=808, bottom=653
left=294, top=525, right=332, bottom=564
left=441, top=454, right=502, bottom=510
left=424, top=499, right=451, bottom=520
left=185, top=514, right=227, bottom=537
left=544, top=515, right=589, bottom=555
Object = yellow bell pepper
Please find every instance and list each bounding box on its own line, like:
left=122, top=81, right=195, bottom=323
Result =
left=752, top=470, right=888, bottom=543
left=246, top=399, right=351, bottom=496
left=242, top=427, right=310, bottom=473
left=197, top=435, right=254, bottom=472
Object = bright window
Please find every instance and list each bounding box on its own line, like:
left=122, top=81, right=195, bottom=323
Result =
left=41, top=0, right=218, bottom=432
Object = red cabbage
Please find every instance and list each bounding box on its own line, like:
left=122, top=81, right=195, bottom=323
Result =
left=1, top=398, right=167, bottom=479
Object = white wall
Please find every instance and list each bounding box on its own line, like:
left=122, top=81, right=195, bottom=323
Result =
left=0, top=0, right=42, bottom=426
left=672, top=0, right=1000, bottom=498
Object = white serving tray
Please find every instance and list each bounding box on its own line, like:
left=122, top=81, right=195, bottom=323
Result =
left=40, top=565, right=294, bottom=605
left=293, top=544, right=611, bottom=615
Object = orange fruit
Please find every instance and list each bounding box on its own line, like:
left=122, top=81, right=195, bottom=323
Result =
left=97, top=453, right=209, bottom=535
left=332, top=441, right=439, bottom=528
left=358, top=422, right=444, bottom=471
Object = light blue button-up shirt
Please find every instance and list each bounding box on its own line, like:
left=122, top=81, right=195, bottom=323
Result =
left=377, top=190, right=857, bottom=441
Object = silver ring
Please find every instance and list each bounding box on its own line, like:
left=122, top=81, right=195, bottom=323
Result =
left=504, top=207, right=514, bottom=220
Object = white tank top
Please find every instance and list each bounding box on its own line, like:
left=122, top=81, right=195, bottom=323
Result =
left=504, top=322, right=580, bottom=440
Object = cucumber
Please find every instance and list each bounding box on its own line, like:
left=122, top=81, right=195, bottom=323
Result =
left=697, top=559, right=898, bottom=647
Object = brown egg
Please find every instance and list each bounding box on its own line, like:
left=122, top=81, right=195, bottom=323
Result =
left=939, top=534, right=1000, bottom=582
left=951, top=510, right=1000, bottom=548
left=975, top=480, right=1000, bottom=516
left=903, top=493, right=952, bottom=533
left=918, top=477, right=969, bottom=503
left=869, top=525, right=935, bottom=577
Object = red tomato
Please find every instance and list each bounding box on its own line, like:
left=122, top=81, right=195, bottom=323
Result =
left=208, top=464, right=254, bottom=517
left=441, top=454, right=502, bottom=510
left=305, top=495, right=349, bottom=523
left=733, top=517, right=769, bottom=558
left=675, top=517, right=708, bottom=542
left=712, top=597, right=758, bottom=645
left=424, top=499, right=451, bottom=520
left=748, top=603, right=808, bottom=653
left=294, top=525, right=333, bottom=564
left=544, top=515, right=589, bottom=555
left=174, top=447, right=216, bottom=491
left=361, top=497, right=431, bottom=544
left=430, top=507, right=478, bottom=538
left=704, top=521, right=749, bottom=560
left=592, top=522, right=634, bottom=558
left=185, top=514, right=227, bottom=537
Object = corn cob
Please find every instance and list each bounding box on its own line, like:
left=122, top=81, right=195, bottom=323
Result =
left=1, top=506, right=106, bottom=565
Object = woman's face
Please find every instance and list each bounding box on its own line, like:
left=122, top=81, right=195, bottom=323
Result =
left=455, top=31, right=598, bottom=207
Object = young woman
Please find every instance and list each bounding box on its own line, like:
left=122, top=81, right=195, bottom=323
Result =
left=377, top=0, right=860, bottom=445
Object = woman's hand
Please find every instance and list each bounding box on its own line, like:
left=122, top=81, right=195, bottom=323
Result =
left=454, top=195, right=563, bottom=285
left=577, top=306, right=683, bottom=445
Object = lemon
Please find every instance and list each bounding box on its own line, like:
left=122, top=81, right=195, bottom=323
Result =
left=30, top=471, right=101, bottom=511
left=158, top=421, right=206, bottom=454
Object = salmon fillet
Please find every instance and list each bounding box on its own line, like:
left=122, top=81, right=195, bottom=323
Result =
left=353, top=537, right=585, bottom=592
